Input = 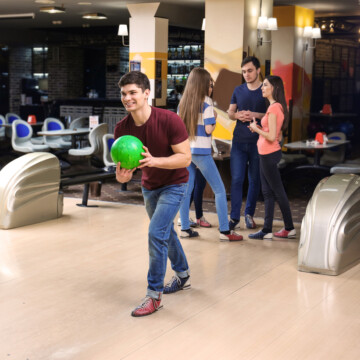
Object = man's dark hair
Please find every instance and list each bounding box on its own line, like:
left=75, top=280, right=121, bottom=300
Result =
left=118, top=71, right=150, bottom=92
left=241, top=56, right=261, bottom=69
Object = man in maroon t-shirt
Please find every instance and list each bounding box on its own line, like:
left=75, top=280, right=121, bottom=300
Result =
left=114, top=71, right=192, bottom=317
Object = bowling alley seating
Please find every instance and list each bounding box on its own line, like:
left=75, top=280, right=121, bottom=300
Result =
left=69, top=116, right=89, bottom=130
left=320, top=132, right=347, bottom=166
left=42, top=117, right=72, bottom=149
left=11, top=119, right=50, bottom=153
left=68, top=123, right=108, bottom=158
left=69, top=116, right=89, bottom=147
left=330, top=163, right=360, bottom=174
left=102, top=133, right=115, bottom=169
left=0, top=115, right=6, bottom=138
left=0, top=152, right=63, bottom=229
left=5, top=112, right=21, bottom=138
left=65, top=124, right=111, bottom=206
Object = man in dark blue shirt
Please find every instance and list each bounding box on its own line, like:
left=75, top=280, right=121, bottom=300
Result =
left=227, top=56, right=267, bottom=230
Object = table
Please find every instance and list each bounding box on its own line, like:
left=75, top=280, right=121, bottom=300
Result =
left=284, top=139, right=349, bottom=169
left=38, top=128, right=90, bottom=148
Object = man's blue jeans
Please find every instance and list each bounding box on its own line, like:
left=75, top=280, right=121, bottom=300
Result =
left=230, top=142, right=261, bottom=221
left=142, top=183, right=190, bottom=299
left=179, top=154, right=229, bottom=232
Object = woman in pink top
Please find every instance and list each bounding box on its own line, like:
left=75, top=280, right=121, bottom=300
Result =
left=248, top=75, right=295, bottom=240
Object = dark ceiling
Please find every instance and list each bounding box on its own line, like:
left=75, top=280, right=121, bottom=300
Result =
left=0, top=0, right=358, bottom=44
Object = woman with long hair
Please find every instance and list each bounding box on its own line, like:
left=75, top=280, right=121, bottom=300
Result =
left=178, top=67, right=243, bottom=241
left=248, top=75, right=295, bottom=239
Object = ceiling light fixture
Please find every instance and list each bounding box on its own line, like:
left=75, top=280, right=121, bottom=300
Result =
left=0, top=13, right=35, bottom=20
left=40, top=6, right=66, bottom=14
left=82, top=13, right=107, bottom=20
left=35, top=0, right=55, bottom=4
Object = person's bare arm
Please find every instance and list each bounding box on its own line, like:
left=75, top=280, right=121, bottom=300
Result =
left=138, top=139, right=191, bottom=169
left=227, top=103, right=250, bottom=122
left=205, top=124, right=216, bottom=134
left=249, top=113, right=277, bottom=142
left=243, top=110, right=265, bottom=122
left=227, top=103, right=238, bottom=120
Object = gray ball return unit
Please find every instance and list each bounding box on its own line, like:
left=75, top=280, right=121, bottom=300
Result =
left=0, top=152, right=115, bottom=230
left=298, top=163, right=360, bottom=275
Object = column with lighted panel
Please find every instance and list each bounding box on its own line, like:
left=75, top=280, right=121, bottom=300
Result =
left=271, top=5, right=316, bottom=141
left=204, top=0, right=273, bottom=140
left=127, top=2, right=168, bottom=106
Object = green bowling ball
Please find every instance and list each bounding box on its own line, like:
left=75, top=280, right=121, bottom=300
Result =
left=110, top=135, right=145, bottom=169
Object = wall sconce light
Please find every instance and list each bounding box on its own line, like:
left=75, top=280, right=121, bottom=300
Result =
left=118, top=24, right=129, bottom=47
left=303, top=26, right=321, bottom=51
left=201, top=18, right=206, bottom=31
left=257, top=16, right=277, bottom=46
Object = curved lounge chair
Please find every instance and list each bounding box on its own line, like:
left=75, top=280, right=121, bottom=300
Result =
left=11, top=120, right=50, bottom=153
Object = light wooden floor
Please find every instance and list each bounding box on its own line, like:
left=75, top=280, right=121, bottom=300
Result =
left=1, top=198, right=360, bottom=360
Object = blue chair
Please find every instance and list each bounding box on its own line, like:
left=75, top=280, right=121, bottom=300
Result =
left=11, top=120, right=50, bottom=153
left=102, top=133, right=115, bottom=169
left=42, top=118, right=72, bottom=149
left=0, top=115, right=6, bottom=138
left=5, top=113, right=21, bottom=138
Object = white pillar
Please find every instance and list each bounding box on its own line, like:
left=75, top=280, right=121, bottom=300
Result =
left=127, top=2, right=169, bottom=106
